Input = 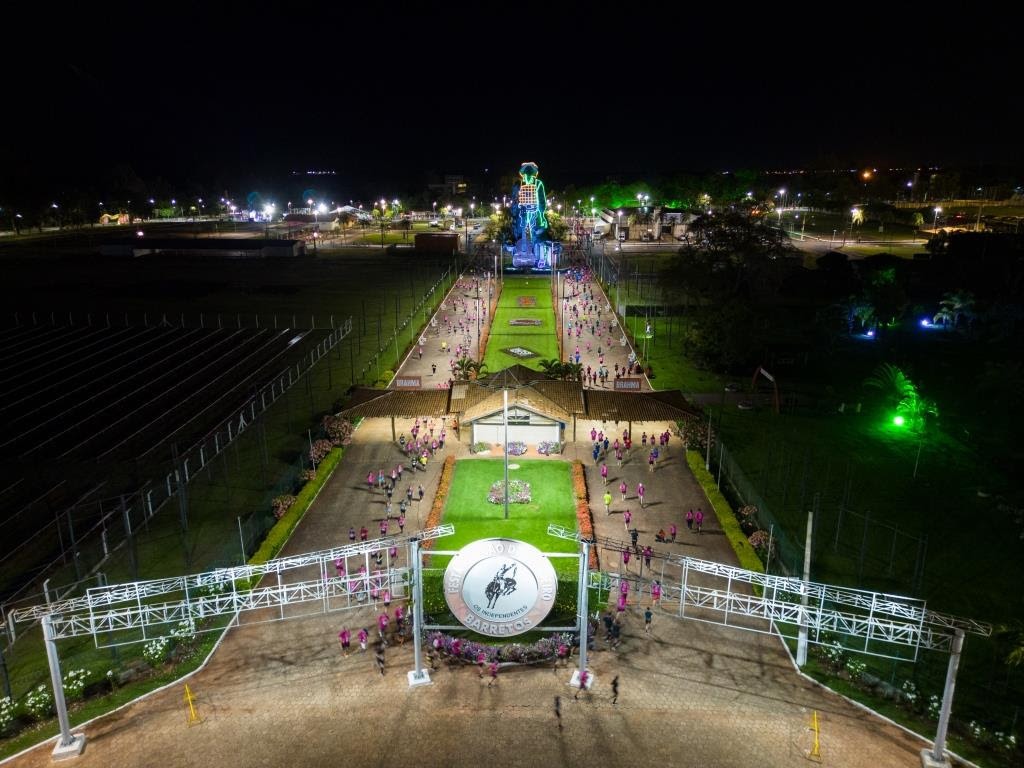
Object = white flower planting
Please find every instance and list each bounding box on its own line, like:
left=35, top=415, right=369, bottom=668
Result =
left=62, top=668, right=88, bottom=700
left=142, top=636, right=170, bottom=664
left=24, top=685, right=53, bottom=720
left=0, top=696, right=15, bottom=732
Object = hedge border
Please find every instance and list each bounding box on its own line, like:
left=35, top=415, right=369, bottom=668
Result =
left=684, top=450, right=764, bottom=578
left=571, top=460, right=599, bottom=570
left=421, top=455, right=456, bottom=553
left=477, top=280, right=503, bottom=363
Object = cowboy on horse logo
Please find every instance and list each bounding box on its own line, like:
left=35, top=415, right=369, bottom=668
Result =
left=484, top=563, right=518, bottom=609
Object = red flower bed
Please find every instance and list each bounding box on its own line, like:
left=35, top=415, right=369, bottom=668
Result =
left=422, top=455, right=456, bottom=552
left=571, top=461, right=599, bottom=570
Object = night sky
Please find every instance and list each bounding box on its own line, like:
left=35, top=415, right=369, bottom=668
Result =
left=3, top=8, right=1020, bottom=201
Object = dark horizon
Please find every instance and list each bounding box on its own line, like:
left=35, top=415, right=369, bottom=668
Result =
left=2, top=9, right=1021, bottom=202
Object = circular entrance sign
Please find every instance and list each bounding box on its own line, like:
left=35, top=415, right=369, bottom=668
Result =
left=443, top=538, right=557, bottom=637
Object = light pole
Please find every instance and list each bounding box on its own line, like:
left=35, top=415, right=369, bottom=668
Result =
left=616, top=210, right=622, bottom=242
left=263, top=204, right=275, bottom=238
left=933, top=206, right=942, bottom=233
left=846, top=207, right=859, bottom=246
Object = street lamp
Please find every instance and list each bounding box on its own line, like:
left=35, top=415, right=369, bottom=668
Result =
left=263, top=204, right=275, bottom=238
left=171, top=198, right=177, bottom=218
left=616, top=210, right=622, bottom=242
left=933, top=206, right=942, bottom=233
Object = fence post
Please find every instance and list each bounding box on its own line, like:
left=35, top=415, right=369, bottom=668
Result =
left=120, top=495, right=138, bottom=581
left=857, top=510, right=870, bottom=582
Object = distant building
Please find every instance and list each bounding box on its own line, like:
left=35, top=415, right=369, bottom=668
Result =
left=100, top=238, right=305, bottom=258
left=427, top=174, right=468, bottom=197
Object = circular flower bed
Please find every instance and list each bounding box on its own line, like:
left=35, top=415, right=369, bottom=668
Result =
left=488, top=479, right=531, bottom=504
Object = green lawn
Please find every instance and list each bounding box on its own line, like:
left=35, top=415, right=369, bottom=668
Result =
left=438, top=459, right=578, bottom=566
left=423, top=458, right=582, bottom=631
left=483, top=276, right=560, bottom=372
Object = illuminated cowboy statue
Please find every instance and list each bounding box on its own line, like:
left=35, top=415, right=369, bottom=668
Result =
left=509, top=161, right=561, bottom=269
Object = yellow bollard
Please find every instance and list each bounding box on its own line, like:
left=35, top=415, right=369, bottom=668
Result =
left=184, top=684, right=203, bottom=726
left=806, top=710, right=822, bottom=762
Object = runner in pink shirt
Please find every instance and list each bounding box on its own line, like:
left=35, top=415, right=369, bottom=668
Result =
left=619, top=480, right=628, bottom=501
left=338, top=628, right=351, bottom=656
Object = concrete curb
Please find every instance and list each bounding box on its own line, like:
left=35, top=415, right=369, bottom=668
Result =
left=770, top=622, right=981, bottom=768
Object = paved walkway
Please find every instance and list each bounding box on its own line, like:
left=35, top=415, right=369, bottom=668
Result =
left=8, top=269, right=932, bottom=768
left=392, top=266, right=651, bottom=393
left=395, top=273, right=494, bottom=388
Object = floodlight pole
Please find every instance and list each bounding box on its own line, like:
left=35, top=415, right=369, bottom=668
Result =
left=43, top=615, right=86, bottom=758
left=576, top=539, right=591, bottom=683
left=705, top=410, right=713, bottom=470
left=926, top=629, right=964, bottom=767
left=407, top=537, right=431, bottom=687
left=796, top=505, right=814, bottom=666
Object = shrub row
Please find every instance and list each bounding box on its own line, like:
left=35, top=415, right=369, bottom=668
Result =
left=421, top=455, right=456, bottom=552
left=478, top=281, right=503, bottom=361
left=684, top=450, right=764, bottom=578
left=571, top=460, right=599, bottom=570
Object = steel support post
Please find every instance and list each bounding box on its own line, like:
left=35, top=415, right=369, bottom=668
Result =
left=43, top=616, right=86, bottom=759
left=407, top=538, right=431, bottom=687
left=922, top=629, right=965, bottom=768
left=571, top=540, right=592, bottom=690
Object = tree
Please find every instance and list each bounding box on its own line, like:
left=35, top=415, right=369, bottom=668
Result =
left=933, top=289, right=975, bottom=330
left=544, top=210, right=569, bottom=242
left=995, top=621, right=1024, bottom=667
left=863, top=363, right=937, bottom=429
left=454, top=358, right=487, bottom=381
left=561, top=362, right=583, bottom=381
left=674, top=210, right=795, bottom=300
left=911, top=212, right=924, bottom=233
left=538, top=359, right=564, bottom=378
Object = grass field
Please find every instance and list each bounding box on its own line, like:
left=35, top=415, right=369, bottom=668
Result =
left=422, top=458, right=581, bottom=635
left=0, top=248, right=454, bottom=709
left=437, top=459, right=578, bottom=566
left=482, top=276, right=560, bottom=372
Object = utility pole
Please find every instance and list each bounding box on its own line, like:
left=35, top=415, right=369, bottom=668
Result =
left=796, top=494, right=818, bottom=667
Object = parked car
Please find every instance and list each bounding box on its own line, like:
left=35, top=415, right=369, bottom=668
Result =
left=428, top=219, right=440, bottom=227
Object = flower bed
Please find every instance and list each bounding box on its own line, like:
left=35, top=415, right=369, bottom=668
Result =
left=571, top=461, right=599, bottom=569
left=537, top=440, right=561, bottom=456
left=422, top=455, right=456, bottom=551
left=488, top=479, right=531, bottom=504
left=471, top=441, right=491, bottom=454
left=426, top=631, right=572, bottom=665
left=506, top=441, right=527, bottom=456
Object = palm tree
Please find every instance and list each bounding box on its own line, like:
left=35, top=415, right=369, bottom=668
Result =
left=454, top=357, right=487, bottom=381
left=562, top=362, right=583, bottom=382
left=934, top=289, right=976, bottom=330
left=995, top=621, right=1024, bottom=667
left=863, top=363, right=937, bottom=428
left=538, top=359, right=564, bottom=378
